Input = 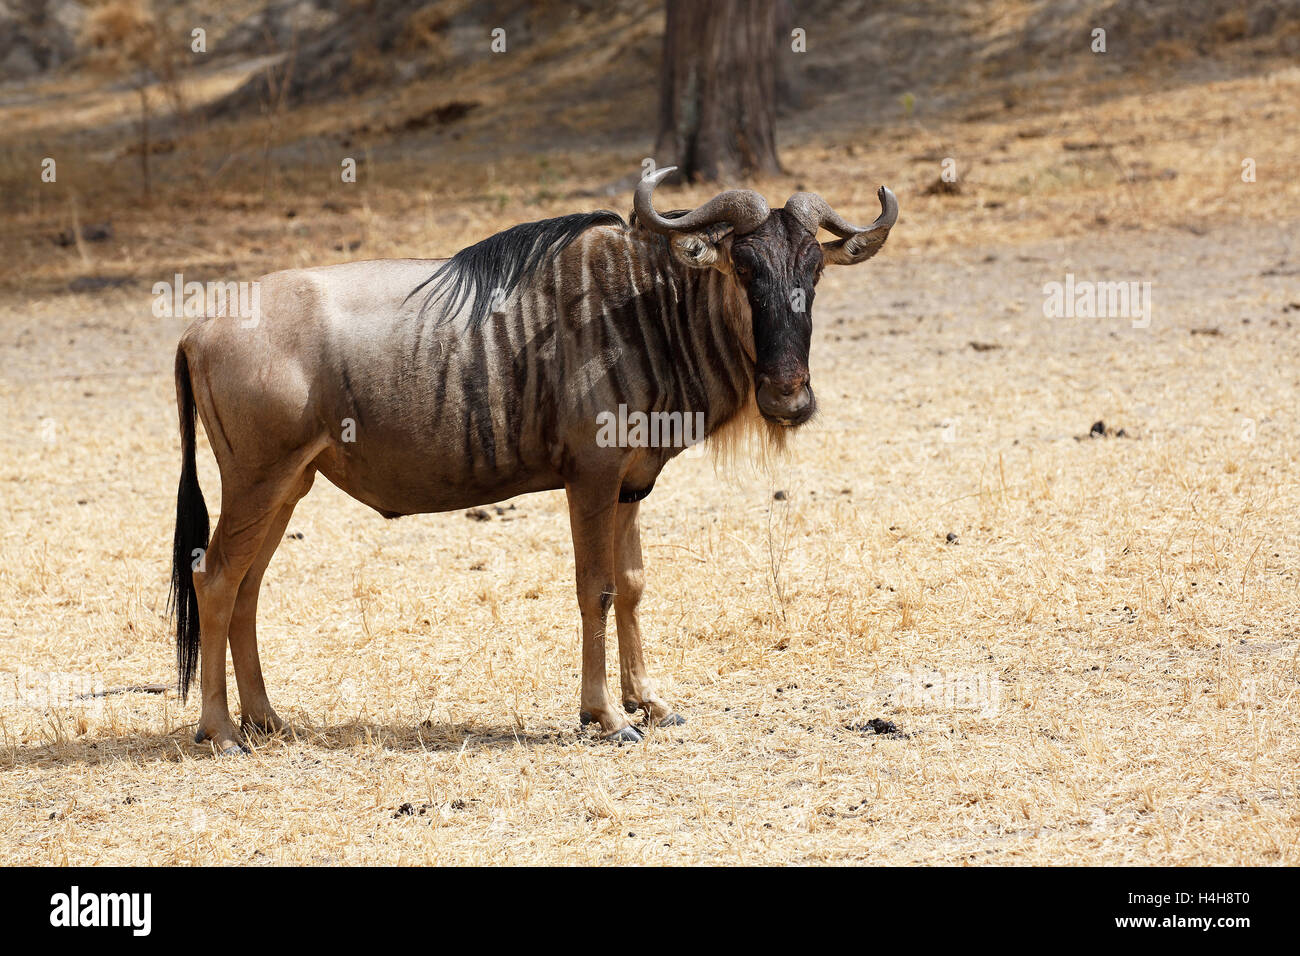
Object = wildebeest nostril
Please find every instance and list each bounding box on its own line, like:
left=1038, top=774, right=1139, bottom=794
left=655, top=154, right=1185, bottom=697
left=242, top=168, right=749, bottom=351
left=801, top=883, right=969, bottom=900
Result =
left=756, top=378, right=812, bottom=425
left=768, top=376, right=807, bottom=398
left=756, top=374, right=807, bottom=398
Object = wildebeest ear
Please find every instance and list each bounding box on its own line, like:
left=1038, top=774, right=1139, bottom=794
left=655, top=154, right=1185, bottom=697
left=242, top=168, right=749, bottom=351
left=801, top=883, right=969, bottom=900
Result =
left=669, top=224, right=733, bottom=269
left=669, top=234, right=717, bottom=268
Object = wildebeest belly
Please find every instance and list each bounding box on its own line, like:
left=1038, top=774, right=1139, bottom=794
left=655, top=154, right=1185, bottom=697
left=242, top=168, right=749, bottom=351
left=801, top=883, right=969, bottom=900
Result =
left=308, top=385, right=567, bottom=517
left=314, top=444, right=564, bottom=516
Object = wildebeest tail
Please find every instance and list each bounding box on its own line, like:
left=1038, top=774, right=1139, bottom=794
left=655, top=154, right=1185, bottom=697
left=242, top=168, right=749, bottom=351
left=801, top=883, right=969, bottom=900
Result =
left=169, top=347, right=209, bottom=701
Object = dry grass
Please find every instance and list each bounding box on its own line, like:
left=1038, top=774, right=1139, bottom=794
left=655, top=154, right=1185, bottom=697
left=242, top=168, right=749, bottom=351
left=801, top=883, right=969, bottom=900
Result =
left=1, top=22, right=1298, bottom=865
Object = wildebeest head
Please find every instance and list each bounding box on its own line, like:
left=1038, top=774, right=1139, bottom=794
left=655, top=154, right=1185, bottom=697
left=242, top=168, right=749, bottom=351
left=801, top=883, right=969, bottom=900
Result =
left=634, top=167, right=897, bottom=427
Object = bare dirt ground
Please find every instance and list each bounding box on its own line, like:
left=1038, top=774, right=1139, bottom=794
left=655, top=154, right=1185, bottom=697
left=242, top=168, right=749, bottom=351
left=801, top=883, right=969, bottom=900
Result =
left=2, top=212, right=1297, bottom=864
left=1, top=4, right=1298, bottom=865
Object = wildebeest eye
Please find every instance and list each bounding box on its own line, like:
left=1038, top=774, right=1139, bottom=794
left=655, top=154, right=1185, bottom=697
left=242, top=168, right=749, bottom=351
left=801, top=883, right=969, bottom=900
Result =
left=734, top=263, right=752, bottom=281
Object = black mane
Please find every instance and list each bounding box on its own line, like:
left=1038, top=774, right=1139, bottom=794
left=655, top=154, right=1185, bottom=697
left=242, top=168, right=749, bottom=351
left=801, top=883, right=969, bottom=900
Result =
left=409, top=210, right=626, bottom=325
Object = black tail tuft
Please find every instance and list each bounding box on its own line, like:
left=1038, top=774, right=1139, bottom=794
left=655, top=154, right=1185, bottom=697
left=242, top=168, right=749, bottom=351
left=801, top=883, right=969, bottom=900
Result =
left=169, top=348, right=209, bottom=702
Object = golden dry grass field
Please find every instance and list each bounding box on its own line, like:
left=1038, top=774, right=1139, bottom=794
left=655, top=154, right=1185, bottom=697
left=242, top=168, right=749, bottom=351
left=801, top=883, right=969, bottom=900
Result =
left=1, top=3, right=1299, bottom=865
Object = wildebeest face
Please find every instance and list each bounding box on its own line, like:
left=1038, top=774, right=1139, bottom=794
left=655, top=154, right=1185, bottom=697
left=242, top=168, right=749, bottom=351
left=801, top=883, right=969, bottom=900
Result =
left=730, top=210, right=822, bottom=427
left=632, top=168, right=897, bottom=429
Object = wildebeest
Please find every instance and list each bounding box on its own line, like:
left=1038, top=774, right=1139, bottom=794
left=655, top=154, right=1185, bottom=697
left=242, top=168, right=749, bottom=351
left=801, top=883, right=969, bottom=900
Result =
left=170, top=166, right=897, bottom=753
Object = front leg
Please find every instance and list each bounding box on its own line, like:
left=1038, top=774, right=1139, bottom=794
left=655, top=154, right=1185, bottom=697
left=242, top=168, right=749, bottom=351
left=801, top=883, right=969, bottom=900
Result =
left=614, top=501, right=684, bottom=727
left=566, top=480, right=642, bottom=742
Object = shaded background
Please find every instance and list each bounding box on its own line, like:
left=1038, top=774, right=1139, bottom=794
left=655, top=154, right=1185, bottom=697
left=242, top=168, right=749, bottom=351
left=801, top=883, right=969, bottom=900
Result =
left=2, top=0, right=1298, bottom=298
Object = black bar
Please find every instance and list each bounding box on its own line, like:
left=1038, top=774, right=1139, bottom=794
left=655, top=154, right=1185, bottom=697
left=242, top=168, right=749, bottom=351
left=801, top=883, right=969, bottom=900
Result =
left=2, top=867, right=1282, bottom=942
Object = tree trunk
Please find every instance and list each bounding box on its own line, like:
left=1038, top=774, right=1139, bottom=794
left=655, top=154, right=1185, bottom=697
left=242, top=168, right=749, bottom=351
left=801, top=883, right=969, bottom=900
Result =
left=654, top=0, right=782, bottom=183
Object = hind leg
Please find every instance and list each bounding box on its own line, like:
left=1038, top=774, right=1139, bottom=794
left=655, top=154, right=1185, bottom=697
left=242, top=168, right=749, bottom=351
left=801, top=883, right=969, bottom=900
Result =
left=230, top=470, right=315, bottom=737
left=192, top=467, right=312, bottom=754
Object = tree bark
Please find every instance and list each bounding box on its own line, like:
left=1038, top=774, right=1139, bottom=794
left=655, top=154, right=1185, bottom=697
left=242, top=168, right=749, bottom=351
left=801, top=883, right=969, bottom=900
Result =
left=654, top=0, right=783, bottom=182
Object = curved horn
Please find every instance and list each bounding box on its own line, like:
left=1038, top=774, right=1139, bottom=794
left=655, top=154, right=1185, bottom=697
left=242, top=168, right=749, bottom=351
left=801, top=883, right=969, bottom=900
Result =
left=784, top=186, right=898, bottom=238
left=785, top=186, right=898, bottom=264
left=634, top=166, right=771, bottom=236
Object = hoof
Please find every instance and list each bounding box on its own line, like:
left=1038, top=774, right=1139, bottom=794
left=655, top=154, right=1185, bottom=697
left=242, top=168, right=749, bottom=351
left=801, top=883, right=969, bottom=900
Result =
left=607, top=726, right=643, bottom=744
left=196, top=727, right=249, bottom=755
left=657, top=713, right=687, bottom=728
left=195, top=727, right=243, bottom=745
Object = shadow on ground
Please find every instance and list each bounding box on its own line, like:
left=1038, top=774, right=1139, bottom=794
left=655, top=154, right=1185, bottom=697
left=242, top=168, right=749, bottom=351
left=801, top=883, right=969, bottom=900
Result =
left=1, top=718, right=596, bottom=769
